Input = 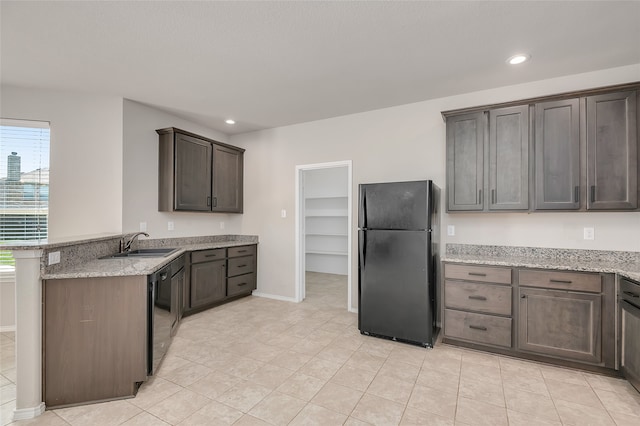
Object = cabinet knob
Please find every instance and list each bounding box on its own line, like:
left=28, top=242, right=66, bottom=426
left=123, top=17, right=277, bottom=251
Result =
left=521, top=294, right=526, bottom=298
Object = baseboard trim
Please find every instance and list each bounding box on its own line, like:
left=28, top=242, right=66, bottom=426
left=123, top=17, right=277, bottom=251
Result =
left=0, top=325, right=16, bottom=332
left=251, top=292, right=298, bottom=303
left=13, top=403, right=46, bottom=420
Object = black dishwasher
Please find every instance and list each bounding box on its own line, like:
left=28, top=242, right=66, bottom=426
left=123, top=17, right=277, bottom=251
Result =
left=620, top=277, right=640, bottom=392
left=147, top=254, right=184, bottom=375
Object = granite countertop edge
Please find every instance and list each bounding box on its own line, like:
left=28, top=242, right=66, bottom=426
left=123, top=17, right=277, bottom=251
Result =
left=442, top=254, right=640, bottom=282
left=42, top=240, right=257, bottom=280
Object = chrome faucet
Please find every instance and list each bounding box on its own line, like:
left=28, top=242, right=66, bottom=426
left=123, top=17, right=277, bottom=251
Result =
left=120, top=232, right=150, bottom=253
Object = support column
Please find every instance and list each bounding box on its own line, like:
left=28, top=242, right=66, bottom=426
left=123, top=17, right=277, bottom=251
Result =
left=11, top=249, right=45, bottom=420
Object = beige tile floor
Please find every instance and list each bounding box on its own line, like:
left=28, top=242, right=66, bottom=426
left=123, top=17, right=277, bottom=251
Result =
left=2, top=271, right=640, bottom=425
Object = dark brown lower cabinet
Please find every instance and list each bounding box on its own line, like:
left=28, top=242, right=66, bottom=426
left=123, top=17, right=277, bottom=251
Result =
left=518, top=287, right=601, bottom=364
left=190, top=258, right=226, bottom=308
left=44, top=276, right=147, bottom=408
left=442, top=262, right=616, bottom=373
left=185, top=244, right=258, bottom=315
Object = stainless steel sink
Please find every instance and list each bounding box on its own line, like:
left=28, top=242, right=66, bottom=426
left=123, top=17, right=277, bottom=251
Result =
left=103, top=248, right=179, bottom=259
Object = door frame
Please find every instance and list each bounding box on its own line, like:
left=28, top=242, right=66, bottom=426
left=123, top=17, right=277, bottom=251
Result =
left=295, top=160, right=353, bottom=311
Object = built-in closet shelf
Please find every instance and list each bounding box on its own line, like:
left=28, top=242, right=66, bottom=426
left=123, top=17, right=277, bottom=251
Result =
left=305, top=196, right=348, bottom=200
left=304, top=174, right=348, bottom=274
left=306, top=250, right=348, bottom=256
left=305, top=210, right=348, bottom=217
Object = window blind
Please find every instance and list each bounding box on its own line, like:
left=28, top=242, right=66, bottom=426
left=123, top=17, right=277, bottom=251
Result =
left=0, top=119, right=50, bottom=269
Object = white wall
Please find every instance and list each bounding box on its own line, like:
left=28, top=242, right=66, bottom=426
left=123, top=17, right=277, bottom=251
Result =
left=122, top=100, right=243, bottom=238
left=231, top=64, right=640, bottom=309
left=0, top=85, right=123, bottom=238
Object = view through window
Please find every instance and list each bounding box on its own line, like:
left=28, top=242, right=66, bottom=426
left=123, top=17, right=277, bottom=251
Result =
left=0, top=120, right=50, bottom=271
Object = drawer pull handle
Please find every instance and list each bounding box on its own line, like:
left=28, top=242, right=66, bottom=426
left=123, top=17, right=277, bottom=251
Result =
left=468, top=295, right=487, bottom=301
left=623, top=291, right=640, bottom=298
left=237, top=250, right=248, bottom=253
left=237, top=282, right=247, bottom=286
left=469, top=325, right=487, bottom=331
left=550, top=279, right=572, bottom=284
left=205, top=254, right=219, bottom=258
left=237, top=264, right=247, bottom=268
left=468, top=272, right=487, bottom=277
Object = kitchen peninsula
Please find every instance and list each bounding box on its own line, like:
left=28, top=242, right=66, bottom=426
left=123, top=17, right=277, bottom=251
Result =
left=4, top=233, right=258, bottom=419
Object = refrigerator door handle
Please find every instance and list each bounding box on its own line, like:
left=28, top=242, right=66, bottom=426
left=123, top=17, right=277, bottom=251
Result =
left=359, top=189, right=367, bottom=229
left=359, top=232, right=366, bottom=268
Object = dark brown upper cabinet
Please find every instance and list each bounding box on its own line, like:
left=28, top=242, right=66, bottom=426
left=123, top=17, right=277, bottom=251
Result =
left=157, top=127, right=244, bottom=213
left=446, top=106, right=529, bottom=212
left=444, top=82, right=639, bottom=213
left=446, top=112, right=485, bottom=211
left=488, top=105, right=529, bottom=211
left=534, top=99, right=581, bottom=210
left=212, top=144, right=243, bottom=212
left=586, top=91, right=638, bottom=210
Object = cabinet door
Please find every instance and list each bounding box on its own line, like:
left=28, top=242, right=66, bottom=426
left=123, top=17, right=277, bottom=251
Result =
left=171, top=269, right=184, bottom=335
left=587, top=91, right=638, bottom=210
left=489, top=105, right=529, bottom=210
left=190, top=259, right=226, bottom=308
left=620, top=300, right=640, bottom=392
left=446, top=112, right=485, bottom=211
left=534, top=99, right=581, bottom=210
left=212, top=144, right=243, bottom=213
left=175, top=133, right=212, bottom=211
left=518, top=287, right=601, bottom=364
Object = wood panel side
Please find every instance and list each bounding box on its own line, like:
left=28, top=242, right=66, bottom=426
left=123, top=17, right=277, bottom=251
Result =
left=44, top=276, right=147, bottom=408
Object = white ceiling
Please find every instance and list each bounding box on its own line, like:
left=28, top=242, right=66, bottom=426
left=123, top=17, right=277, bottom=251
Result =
left=2, top=1, right=639, bottom=135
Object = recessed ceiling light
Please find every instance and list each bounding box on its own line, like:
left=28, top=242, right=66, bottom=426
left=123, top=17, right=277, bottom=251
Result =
left=507, top=54, right=530, bottom=65
left=225, top=119, right=236, bottom=125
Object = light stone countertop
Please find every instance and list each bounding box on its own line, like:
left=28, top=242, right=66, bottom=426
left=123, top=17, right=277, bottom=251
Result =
left=443, top=244, right=640, bottom=282
left=42, top=239, right=257, bottom=280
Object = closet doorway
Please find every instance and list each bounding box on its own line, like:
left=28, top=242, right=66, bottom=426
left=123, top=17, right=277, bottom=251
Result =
left=295, top=161, right=352, bottom=311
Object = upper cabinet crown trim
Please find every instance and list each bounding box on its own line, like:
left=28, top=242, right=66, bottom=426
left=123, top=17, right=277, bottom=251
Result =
left=156, top=127, right=245, bottom=153
left=441, top=82, right=640, bottom=120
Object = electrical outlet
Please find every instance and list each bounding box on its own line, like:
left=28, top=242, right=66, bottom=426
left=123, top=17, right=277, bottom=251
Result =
left=583, top=227, right=595, bottom=240
left=168, top=221, right=174, bottom=231
left=48, top=251, right=61, bottom=265
left=220, top=221, right=225, bottom=230
left=139, top=222, right=147, bottom=232
left=447, top=225, right=455, bottom=236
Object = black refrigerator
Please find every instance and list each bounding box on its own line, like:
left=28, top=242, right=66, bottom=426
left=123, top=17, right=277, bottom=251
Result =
left=358, top=180, right=440, bottom=347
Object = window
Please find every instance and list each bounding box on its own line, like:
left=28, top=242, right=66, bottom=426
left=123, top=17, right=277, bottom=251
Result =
left=0, top=119, right=50, bottom=269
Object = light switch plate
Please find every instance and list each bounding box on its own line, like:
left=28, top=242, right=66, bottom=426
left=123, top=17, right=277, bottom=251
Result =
left=447, top=225, right=455, bottom=236
left=220, top=221, right=225, bottom=229
left=168, top=221, right=174, bottom=231
left=139, top=222, right=147, bottom=232
left=281, top=209, right=287, bottom=218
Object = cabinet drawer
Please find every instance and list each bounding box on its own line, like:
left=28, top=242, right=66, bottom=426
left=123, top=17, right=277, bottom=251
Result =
left=445, top=264, right=512, bottom=284
left=445, top=281, right=512, bottom=315
left=519, top=270, right=601, bottom=293
left=444, top=309, right=512, bottom=348
left=228, top=256, right=255, bottom=277
left=228, top=245, right=256, bottom=258
left=191, top=248, right=226, bottom=264
left=227, top=273, right=256, bottom=297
